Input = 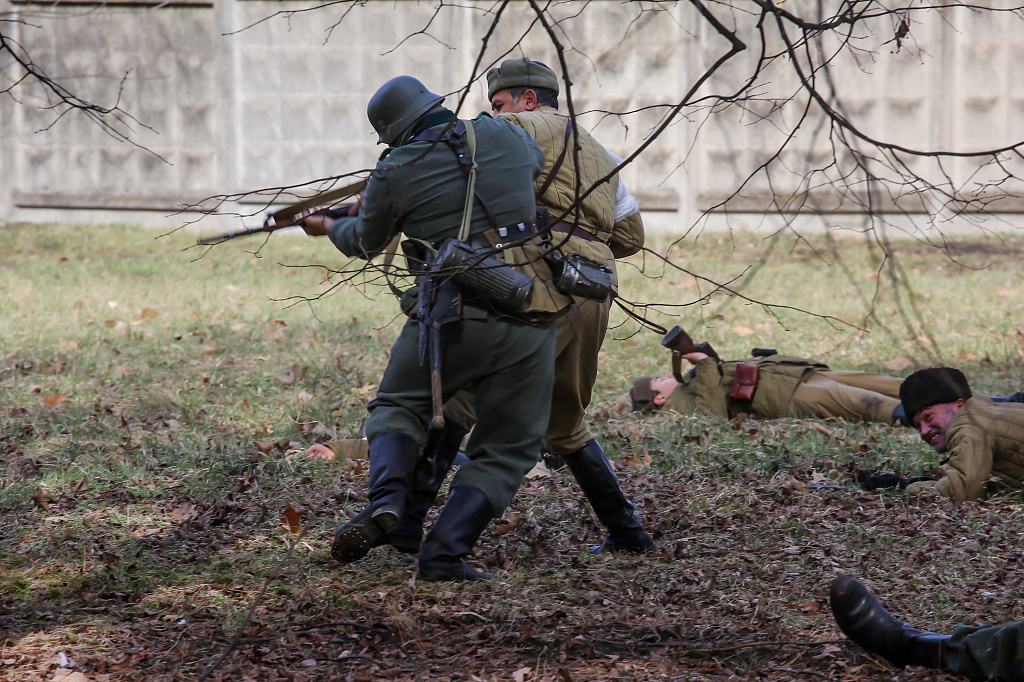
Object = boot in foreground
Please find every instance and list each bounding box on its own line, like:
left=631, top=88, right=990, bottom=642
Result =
left=829, top=574, right=948, bottom=670
left=418, top=486, right=495, bottom=582
left=562, top=439, right=656, bottom=554
left=331, top=432, right=418, bottom=564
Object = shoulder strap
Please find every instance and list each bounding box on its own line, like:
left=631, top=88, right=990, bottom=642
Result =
left=458, top=121, right=478, bottom=242
left=536, top=118, right=574, bottom=199
left=410, top=120, right=501, bottom=233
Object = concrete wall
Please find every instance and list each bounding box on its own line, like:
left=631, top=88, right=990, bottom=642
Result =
left=2, top=1, right=1022, bottom=236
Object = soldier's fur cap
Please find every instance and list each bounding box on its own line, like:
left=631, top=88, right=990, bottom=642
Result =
left=486, top=58, right=559, bottom=100
left=630, top=377, right=659, bottom=413
left=899, top=367, right=972, bottom=423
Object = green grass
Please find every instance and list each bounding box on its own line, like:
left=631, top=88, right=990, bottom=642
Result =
left=2, top=222, right=1024, bottom=680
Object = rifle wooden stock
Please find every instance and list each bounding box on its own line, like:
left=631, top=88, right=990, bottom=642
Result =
left=661, top=325, right=720, bottom=382
left=661, top=325, right=695, bottom=355
left=196, top=178, right=367, bottom=246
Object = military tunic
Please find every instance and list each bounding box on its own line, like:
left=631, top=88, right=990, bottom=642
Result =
left=328, top=112, right=555, bottom=515
left=445, top=106, right=645, bottom=454
left=945, top=620, right=1024, bottom=681
left=905, top=397, right=1024, bottom=501
left=663, top=355, right=902, bottom=423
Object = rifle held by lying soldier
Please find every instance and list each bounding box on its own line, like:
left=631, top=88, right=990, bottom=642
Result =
left=661, top=325, right=719, bottom=382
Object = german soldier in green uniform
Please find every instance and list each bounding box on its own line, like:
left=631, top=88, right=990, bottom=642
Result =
left=300, top=75, right=559, bottom=581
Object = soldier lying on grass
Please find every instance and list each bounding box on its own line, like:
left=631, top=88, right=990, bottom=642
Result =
left=891, top=366, right=1024, bottom=500
left=629, top=349, right=1023, bottom=427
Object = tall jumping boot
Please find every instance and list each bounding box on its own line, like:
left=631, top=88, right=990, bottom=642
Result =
left=418, top=486, right=496, bottom=582
left=891, top=403, right=912, bottom=427
left=331, top=432, right=418, bottom=564
left=562, top=440, right=656, bottom=554
left=377, top=421, right=467, bottom=554
left=830, top=575, right=949, bottom=670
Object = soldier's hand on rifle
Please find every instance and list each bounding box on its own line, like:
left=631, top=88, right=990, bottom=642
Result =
left=298, top=210, right=332, bottom=237
left=347, top=191, right=365, bottom=217
left=861, top=473, right=908, bottom=490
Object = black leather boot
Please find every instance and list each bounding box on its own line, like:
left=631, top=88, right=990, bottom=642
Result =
left=891, top=403, right=912, bottom=427
left=562, top=440, right=656, bottom=554
left=418, top=486, right=495, bottom=582
left=376, top=421, right=467, bottom=554
left=331, top=432, right=418, bottom=564
left=830, top=575, right=949, bottom=670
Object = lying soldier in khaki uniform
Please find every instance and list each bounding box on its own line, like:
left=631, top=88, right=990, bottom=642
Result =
left=898, top=366, right=1024, bottom=501
left=628, top=332, right=1023, bottom=429
left=630, top=351, right=907, bottom=424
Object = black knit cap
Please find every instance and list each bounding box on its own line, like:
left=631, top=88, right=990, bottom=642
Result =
left=899, top=367, right=972, bottom=423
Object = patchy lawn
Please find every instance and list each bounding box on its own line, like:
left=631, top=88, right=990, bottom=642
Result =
left=2, top=223, right=1023, bottom=681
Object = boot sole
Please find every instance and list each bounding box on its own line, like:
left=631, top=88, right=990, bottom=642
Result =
left=589, top=530, right=657, bottom=555
left=331, top=511, right=400, bottom=564
left=419, top=562, right=495, bottom=582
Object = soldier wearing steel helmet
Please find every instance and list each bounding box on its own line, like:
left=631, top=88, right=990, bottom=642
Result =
left=300, top=75, right=556, bottom=581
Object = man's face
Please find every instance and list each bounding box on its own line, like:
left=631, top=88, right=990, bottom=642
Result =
left=913, top=399, right=965, bottom=453
left=490, top=90, right=521, bottom=115
left=650, top=374, right=680, bottom=407
left=490, top=89, right=539, bottom=115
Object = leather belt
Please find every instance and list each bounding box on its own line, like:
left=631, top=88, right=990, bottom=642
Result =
left=548, top=220, right=603, bottom=244
left=465, top=220, right=539, bottom=250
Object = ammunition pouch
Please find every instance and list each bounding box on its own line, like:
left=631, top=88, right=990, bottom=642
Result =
left=474, top=222, right=573, bottom=320
left=549, top=252, right=613, bottom=302
left=728, top=362, right=760, bottom=401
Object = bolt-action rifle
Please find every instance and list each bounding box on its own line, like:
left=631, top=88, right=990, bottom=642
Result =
left=661, top=325, right=720, bottom=382
left=196, top=178, right=367, bottom=246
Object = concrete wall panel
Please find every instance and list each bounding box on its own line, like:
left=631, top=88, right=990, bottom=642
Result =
left=1, top=0, right=1021, bottom=234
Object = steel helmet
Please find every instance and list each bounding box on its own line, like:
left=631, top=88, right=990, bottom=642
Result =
left=366, top=76, right=445, bottom=145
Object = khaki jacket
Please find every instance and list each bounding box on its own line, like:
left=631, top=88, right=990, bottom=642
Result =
left=498, top=107, right=645, bottom=288
left=663, top=355, right=828, bottom=418
left=906, top=397, right=1024, bottom=501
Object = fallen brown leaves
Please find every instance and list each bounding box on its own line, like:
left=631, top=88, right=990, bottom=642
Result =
left=4, top=457, right=1018, bottom=681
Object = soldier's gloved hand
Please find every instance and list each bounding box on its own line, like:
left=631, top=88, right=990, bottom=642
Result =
left=861, top=473, right=909, bottom=490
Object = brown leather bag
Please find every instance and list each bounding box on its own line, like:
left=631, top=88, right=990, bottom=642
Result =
left=728, top=362, right=759, bottom=401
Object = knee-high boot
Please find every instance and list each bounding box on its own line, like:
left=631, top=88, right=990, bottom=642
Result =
left=378, top=421, right=467, bottom=554
left=830, top=575, right=949, bottom=670
left=418, top=486, right=496, bottom=582
left=330, top=432, right=418, bottom=564
left=562, top=440, right=656, bottom=554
